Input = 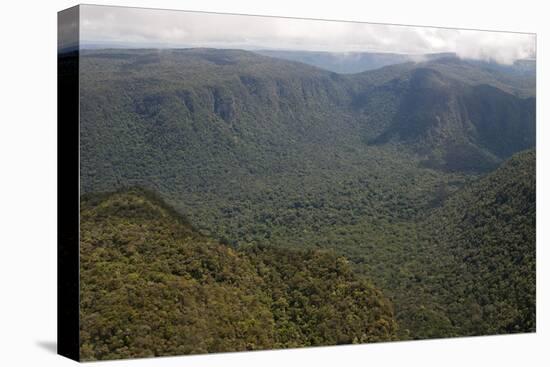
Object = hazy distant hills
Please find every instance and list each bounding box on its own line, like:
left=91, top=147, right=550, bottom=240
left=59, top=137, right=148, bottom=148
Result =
left=253, top=49, right=446, bottom=73
left=77, top=48, right=536, bottom=346
left=254, top=49, right=536, bottom=77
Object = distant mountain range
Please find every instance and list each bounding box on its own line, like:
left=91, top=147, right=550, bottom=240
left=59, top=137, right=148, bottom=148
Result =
left=75, top=46, right=536, bottom=76
left=253, top=49, right=453, bottom=73
left=254, top=49, right=536, bottom=75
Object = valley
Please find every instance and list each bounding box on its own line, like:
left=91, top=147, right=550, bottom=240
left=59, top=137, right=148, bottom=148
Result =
left=77, top=48, right=536, bottom=357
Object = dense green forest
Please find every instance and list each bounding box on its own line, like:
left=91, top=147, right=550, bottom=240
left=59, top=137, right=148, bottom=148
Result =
left=369, top=149, right=536, bottom=338
left=78, top=48, right=536, bottom=359
left=80, top=189, right=396, bottom=360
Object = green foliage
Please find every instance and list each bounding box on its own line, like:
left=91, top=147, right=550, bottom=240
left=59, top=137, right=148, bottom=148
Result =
left=79, top=189, right=396, bottom=361
left=423, top=149, right=536, bottom=335
left=356, top=150, right=536, bottom=339
left=369, top=67, right=535, bottom=172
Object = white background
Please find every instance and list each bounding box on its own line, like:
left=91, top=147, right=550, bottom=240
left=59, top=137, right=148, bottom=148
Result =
left=0, top=0, right=547, bottom=365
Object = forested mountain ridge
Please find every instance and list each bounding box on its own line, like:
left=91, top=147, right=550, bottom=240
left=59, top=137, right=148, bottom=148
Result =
left=79, top=189, right=397, bottom=360
left=367, top=67, right=535, bottom=171
left=424, top=149, right=536, bottom=335
left=379, top=149, right=536, bottom=338
left=351, top=55, right=535, bottom=98
left=253, top=49, right=535, bottom=85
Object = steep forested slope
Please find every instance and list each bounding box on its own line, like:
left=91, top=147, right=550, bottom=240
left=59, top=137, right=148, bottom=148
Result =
left=425, top=149, right=536, bottom=335
left=79, top=189, right=396, bottom=361
left=378, top=150, right=536, bottom=339
left=368, top=67, right=535, bottom=171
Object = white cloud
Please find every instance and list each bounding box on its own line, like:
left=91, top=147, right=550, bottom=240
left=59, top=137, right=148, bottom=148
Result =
left=80, top=5, right=535, bottom=64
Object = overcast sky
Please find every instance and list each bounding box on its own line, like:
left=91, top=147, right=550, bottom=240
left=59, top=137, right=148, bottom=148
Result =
left=79, top=5, right=536, bottom=64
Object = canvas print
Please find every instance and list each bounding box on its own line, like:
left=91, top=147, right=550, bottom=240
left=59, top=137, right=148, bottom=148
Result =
left=58, top=4, right=536, bottom=362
